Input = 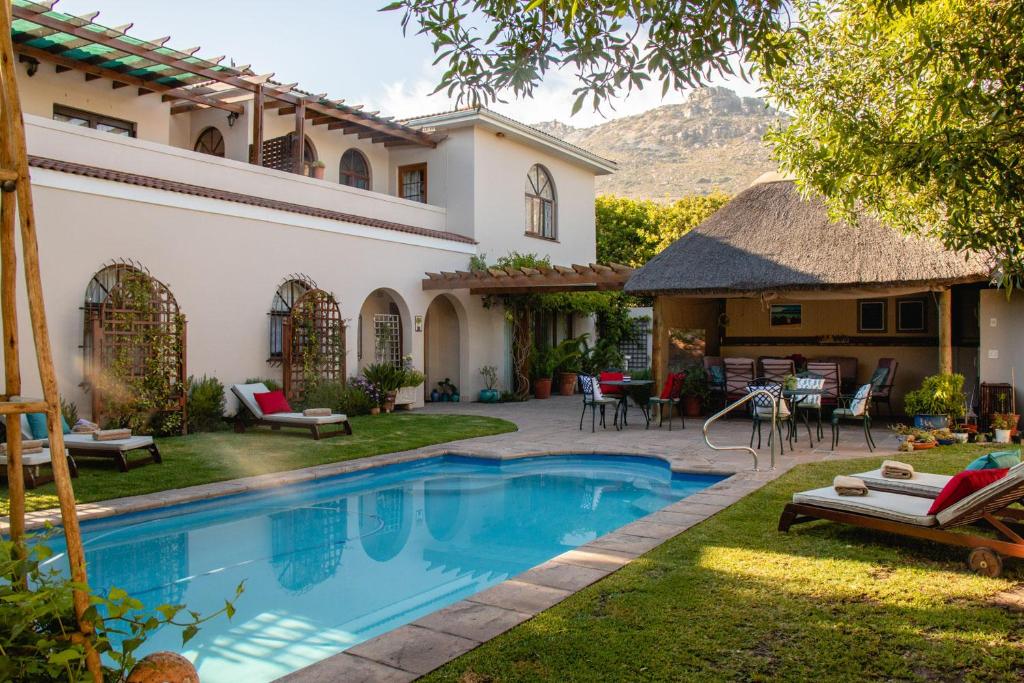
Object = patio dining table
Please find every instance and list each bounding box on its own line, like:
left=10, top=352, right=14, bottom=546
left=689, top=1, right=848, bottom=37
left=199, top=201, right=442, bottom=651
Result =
left=601, top=379, right=655, bottom=428
left=782, top=387, right=825, bottom=447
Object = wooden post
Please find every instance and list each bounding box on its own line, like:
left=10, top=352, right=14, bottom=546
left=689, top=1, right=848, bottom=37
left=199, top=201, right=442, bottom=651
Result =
left=0, top=3, right=102, bottom=679
left=293, top=99, right=306, bottom=175
left=938, top=288, right=953, bottom=374
left=651, top=295, right=667, bottom=391
left=250, top=84, right=263, bottom=166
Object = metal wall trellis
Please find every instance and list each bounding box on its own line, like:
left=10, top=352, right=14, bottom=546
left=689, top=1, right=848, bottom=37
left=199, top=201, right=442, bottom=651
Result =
left=373, top=313, right=402, bottom=367
left=83, top=261, right=187, bottom=432
left=619, top=317, right=651, bottom=371
left=283, top=288, right=346, bottom=400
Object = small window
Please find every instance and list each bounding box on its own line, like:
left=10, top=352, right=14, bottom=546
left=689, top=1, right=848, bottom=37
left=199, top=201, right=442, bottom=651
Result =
left=398, top=163, right=427, bottom=203
left=53, top=104, right=135, bottom=137
left=897, top=298, right=927, bottom=332
left=525, top=164, right=556, bottom=239
left=340, top=149, right=371, bottom=190
left=858, top=300, right=887, bottom=332
left=194, top=127, right=225, bottom=157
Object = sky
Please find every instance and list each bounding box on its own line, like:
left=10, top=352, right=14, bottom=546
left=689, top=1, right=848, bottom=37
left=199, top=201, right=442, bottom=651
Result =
left=56, top=0, right=764, bottom=128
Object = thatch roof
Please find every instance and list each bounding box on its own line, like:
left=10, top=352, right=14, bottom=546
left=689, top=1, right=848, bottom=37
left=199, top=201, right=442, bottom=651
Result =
left=625, top=180, right=990, bottom=297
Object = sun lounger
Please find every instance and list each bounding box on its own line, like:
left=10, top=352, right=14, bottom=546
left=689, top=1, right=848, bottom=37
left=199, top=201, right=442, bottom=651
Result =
left=230, top=383, right=352, bottom=440
left=20, top=413, right=158, bottom=473
left=850, top=468, right=951, bottom=498
left=0, top=447, right=78, bottom=489
left=779, top=463, right=1024, bottom=577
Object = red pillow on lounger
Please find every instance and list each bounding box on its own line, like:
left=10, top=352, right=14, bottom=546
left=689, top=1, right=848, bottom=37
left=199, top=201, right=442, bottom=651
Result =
left=599, top=371, right=624, bottom=395
left=927, top=468, right=1008, bottom=515
left=254, top=390, right=292, bottom=415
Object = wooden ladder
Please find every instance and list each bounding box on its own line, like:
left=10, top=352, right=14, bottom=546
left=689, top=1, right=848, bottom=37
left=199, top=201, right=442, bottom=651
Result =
left=0, top=2, right=102, bottom=680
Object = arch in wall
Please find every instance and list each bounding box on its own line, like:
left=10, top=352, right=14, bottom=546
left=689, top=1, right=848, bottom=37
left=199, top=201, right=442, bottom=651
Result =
left=423, top=293, right=465, bottom=400
left=357, top=288, right=412, bottom=371
left=358, top=487, right=413, bottom=563
left=82, top=260, right=186, bottom=433
left=268, top=274, right=316, bottom=362
left=193, top=126, right=225, bottom=157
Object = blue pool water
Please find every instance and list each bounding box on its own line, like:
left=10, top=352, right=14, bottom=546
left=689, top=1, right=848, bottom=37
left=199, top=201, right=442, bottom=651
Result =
left=45, top=454, right=722, bottom=682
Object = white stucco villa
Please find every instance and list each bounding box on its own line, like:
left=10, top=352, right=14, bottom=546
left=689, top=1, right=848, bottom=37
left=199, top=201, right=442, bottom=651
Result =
left=6, top=2, right=616, bottom=418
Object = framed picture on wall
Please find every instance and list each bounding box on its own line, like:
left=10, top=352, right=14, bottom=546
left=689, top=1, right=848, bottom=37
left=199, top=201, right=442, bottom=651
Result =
left=897, top=298, right=927, bottom=332
left=769, top=304, right=802, bottom=327
left=858, top=300, right=887, bottom=332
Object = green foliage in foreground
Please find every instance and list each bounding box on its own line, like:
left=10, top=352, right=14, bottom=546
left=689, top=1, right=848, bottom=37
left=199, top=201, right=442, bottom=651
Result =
left=596, top=193, right=730, bottom=268
left=2, top=414, right=515, bottom=516
left=426, top=444, right=1024, bottom=682
left=767, top=0, right=1023, bottom=284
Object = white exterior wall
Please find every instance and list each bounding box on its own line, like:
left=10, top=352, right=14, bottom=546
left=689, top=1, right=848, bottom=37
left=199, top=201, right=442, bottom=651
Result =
left=979, top=290, right=1024, bottom=411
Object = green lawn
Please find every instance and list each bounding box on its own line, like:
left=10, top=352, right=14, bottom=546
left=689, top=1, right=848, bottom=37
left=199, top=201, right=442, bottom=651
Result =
left=2, top=414, right=515, bottom=516
left=426, top=444, right=1024, bottom=683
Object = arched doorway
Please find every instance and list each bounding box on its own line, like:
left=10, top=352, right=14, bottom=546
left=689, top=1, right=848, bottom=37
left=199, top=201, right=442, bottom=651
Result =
left=357, top=289, right=411, bottom=372
left=424, top=295, right=462, bottom=400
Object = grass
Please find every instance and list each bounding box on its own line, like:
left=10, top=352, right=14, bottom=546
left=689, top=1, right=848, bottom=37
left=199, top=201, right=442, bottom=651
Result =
left=2, top=413, right=516, bottom=516
left=425, top=444, right=1024, bottom=683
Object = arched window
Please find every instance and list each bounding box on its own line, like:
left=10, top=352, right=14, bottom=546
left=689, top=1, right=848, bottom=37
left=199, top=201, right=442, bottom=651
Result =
left=193, top=127, right=225, bottom=157
left=269, top=275, right=314, bottom=359
left=339, top=149, right=371, bottom=190
left=525, top=164, right=556, bottom=239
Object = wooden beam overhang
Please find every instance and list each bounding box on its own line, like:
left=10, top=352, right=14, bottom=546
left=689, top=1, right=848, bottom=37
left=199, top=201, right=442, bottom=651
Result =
left=422, top=263, right=634, bottom=295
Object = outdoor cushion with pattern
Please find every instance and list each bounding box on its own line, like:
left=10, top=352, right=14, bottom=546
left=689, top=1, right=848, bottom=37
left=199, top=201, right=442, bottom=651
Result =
left=869, top=367, right=889, bottom=389
left=965, top=449, right=1021, bottom=471
left=254, top=390, right=292, bottom=415
left=708, top=365, right=725, bottom=387
left=589, top=377, right=606, bottom=401
left=748, top=383, right=790, bottom=417
left=794, top=377, right=824, bottom=408
left=927, top=468, right=1008, bottom=515
left=846, top=384, right=871, bottom=417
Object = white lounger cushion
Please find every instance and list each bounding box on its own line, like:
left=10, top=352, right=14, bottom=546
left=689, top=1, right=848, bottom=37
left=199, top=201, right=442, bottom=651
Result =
left=232, top=382, right=270, bottom=419
left=263, top=412, right=348, bottom=425
left=54, top=434, right=154, bottom=452
left=0, top=448, right=52, bottom=467
left=852, top=469, right=951, bottom=498
left=793, top=486, right=937, bottom=526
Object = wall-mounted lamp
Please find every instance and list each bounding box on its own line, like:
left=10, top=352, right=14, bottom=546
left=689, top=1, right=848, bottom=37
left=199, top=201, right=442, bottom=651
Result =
left=227, top=111, right=239, bottom=127
left=19, top=55, right=39, bottom=78
left=415, top=315, right=424, bottom=332
left=495, top=131, right=506, bottom=138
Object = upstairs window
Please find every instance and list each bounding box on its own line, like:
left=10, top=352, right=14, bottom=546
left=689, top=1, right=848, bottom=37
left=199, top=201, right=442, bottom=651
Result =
left=340, top=149, right=371, bottom=190
left=398, top=163, right=427, bottom=203
left=525, top=164, right=556, bottom=239
left=194, top=127, right=226, bottom=157
left=53, top=104, right=135, bottom=137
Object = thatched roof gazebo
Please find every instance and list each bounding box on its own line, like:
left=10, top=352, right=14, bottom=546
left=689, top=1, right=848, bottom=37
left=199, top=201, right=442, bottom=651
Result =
left=626, top=179, right=989, bottom=298
left=626, top=177, right=991, bottom=395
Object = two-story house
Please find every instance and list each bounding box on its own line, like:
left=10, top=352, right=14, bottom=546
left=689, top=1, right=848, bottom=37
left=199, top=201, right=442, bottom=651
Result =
left=6, top=1, right=615, bottom=415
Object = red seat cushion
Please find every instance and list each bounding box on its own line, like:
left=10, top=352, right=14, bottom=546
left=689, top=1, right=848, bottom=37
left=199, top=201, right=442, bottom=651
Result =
left=254, top=390, right=292, bottom=415
left=927, top=468, right=1008, bottom=515
left=659, top=372, right=686, bottom=399
left=599, top=371, right=624, bottom=395
left=659, top=375, right=675, bottom=399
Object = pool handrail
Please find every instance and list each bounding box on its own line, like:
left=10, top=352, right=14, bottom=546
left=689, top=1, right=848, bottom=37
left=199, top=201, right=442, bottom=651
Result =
left=702, top=389, right=777, bottom=471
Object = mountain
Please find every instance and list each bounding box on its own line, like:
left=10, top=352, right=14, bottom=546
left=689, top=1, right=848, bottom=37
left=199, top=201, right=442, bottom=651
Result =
left=532, top=87, right=786, bottom=200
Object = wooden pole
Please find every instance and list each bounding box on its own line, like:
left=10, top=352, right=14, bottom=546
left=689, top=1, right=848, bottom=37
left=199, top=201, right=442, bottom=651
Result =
left=0, top=3, right=102, bottom=679
left=938, top=288, right=953, bottom=375
left=293, top=99, right=306, bottom=174
left=651, top=295, right=666, bottom=391
left=250, top=84, right=263, bottom=166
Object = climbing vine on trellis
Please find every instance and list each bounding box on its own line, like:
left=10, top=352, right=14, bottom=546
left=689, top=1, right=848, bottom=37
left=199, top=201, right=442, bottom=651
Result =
left=283, top=288, right=346, bottom=401
left=84, top=262, right=187, bottom=435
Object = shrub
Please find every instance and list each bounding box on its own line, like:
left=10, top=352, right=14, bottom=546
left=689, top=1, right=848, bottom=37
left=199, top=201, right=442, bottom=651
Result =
left=60, top=396, right=78, bottom=427
left=363, top=363, right=405, bottom=393
left=243, top=377, right=281, bottom=392
left=186, top=375, right=227, bottom=433
left=903, top=373, right=966, bottom=419
left=350, top=377, right=383, bottom=409
left=0, top=534, right=241, bottom=682
left=299, top=380, right=375, bottom=416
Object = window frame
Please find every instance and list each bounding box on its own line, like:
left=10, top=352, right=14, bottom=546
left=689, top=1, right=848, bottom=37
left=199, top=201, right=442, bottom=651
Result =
left=53, top=104, right=136, bottom=137
left=525, top=164, right=557, bottom=241
left=193, top=126, right=226, bottom=157
left=857, top=300, right=888, bottom=333
left=896, top=298, right=927, bottom=333
left=398, top=162, right=428, bottom=203
left=340, top=148, right=372, bottom=190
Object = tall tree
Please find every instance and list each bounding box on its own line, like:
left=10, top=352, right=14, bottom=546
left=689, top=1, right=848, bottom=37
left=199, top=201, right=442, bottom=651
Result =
left=766, top=0, right=1023, bottom=283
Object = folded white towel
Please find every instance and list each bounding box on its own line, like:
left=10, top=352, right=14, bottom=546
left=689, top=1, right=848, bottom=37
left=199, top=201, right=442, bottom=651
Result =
left=1, top=439, right=44, bottom=455
left=834, top=475, right=869, bottom=496
left=93, top=428, right=132, bottom=441
left=72, top=418, right=99, bottom=434
left=303, top=408, right=332, bottom=417
left=881, top=460, right=915, bottom=480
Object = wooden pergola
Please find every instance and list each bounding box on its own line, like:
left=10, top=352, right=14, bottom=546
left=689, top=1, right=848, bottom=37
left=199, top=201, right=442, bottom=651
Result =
left=422, top=262, right=634, bottom=295
left=10, top=0, right=436, bottom=174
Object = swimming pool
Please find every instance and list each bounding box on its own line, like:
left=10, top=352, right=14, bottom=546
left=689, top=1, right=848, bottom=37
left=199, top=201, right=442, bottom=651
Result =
left=46, top=454, right=723, bottom=682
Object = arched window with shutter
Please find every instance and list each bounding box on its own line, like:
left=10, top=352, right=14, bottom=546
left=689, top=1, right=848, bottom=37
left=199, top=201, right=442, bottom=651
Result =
left=525, top=164, right=556, bottom=239
left=339, top=148, right=371, bottom=190
left=194, top=126, right=225, bottom=157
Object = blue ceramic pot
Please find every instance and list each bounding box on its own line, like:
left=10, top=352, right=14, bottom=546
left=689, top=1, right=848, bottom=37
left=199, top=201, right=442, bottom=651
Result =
left=913, top=414, right=949, bottom=430
left=430, top=389, right=440, bottom=403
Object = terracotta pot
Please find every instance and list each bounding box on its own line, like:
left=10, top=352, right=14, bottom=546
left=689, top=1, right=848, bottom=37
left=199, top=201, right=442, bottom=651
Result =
left=127, top=652, right=198, bottom=683
left=533, top=378, right=552, bottom=399
left=370, top=406, right=381, bottom=416
left=383, top=391, right=397, bottom=413
left=312, top=165, right=325, bottom=180
left=683, top=395, right=702, bottom=417
left=557, top=372, right=578, bottom=396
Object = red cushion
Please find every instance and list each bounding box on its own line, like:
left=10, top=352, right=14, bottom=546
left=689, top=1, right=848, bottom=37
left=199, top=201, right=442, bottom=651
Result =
left=659, top=376, right=675, bottom=399
left=927, top=468, right=1008, bottom=515
left=659, top=372, right=686, bottom=399
left=599, top=371, right=624, bottom=395
left=254, top=390, right=292, bottom=415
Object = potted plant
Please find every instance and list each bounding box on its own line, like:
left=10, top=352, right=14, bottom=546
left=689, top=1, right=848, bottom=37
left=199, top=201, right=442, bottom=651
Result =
left=363, top=363, right=404, bottom=413
left=992, top=413, right=1016, bottom=443
left=551, top=337, right=582, bottom=396
left=310, top=159, right=326, bottom=180
left=479, top=365, right=500, bottom=402
left=902, top=373, right=966, bottom=430
left=532, top=347, right=555, bottom=399
left=681, top=366, right=710, bottom=417
left=991, top=394, right=1020, bottom=437
left=395, top=365, right=425, bottom=408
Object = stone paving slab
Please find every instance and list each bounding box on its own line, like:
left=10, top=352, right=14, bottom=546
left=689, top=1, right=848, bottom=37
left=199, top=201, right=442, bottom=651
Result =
left=515, top=559, right=611, bottom=592
left=346, top=625, right=479, bottom=676
left=553, top=546, right=636, bottom=571
left=278, top=653, right=417, bottom=683
left=411, top=600, right=532, bottom=643
left=617, top=520, right=692, bottom=540
left=587, top=532, right=667, bottom=555
left=466, top=579, right=573, bottom=614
